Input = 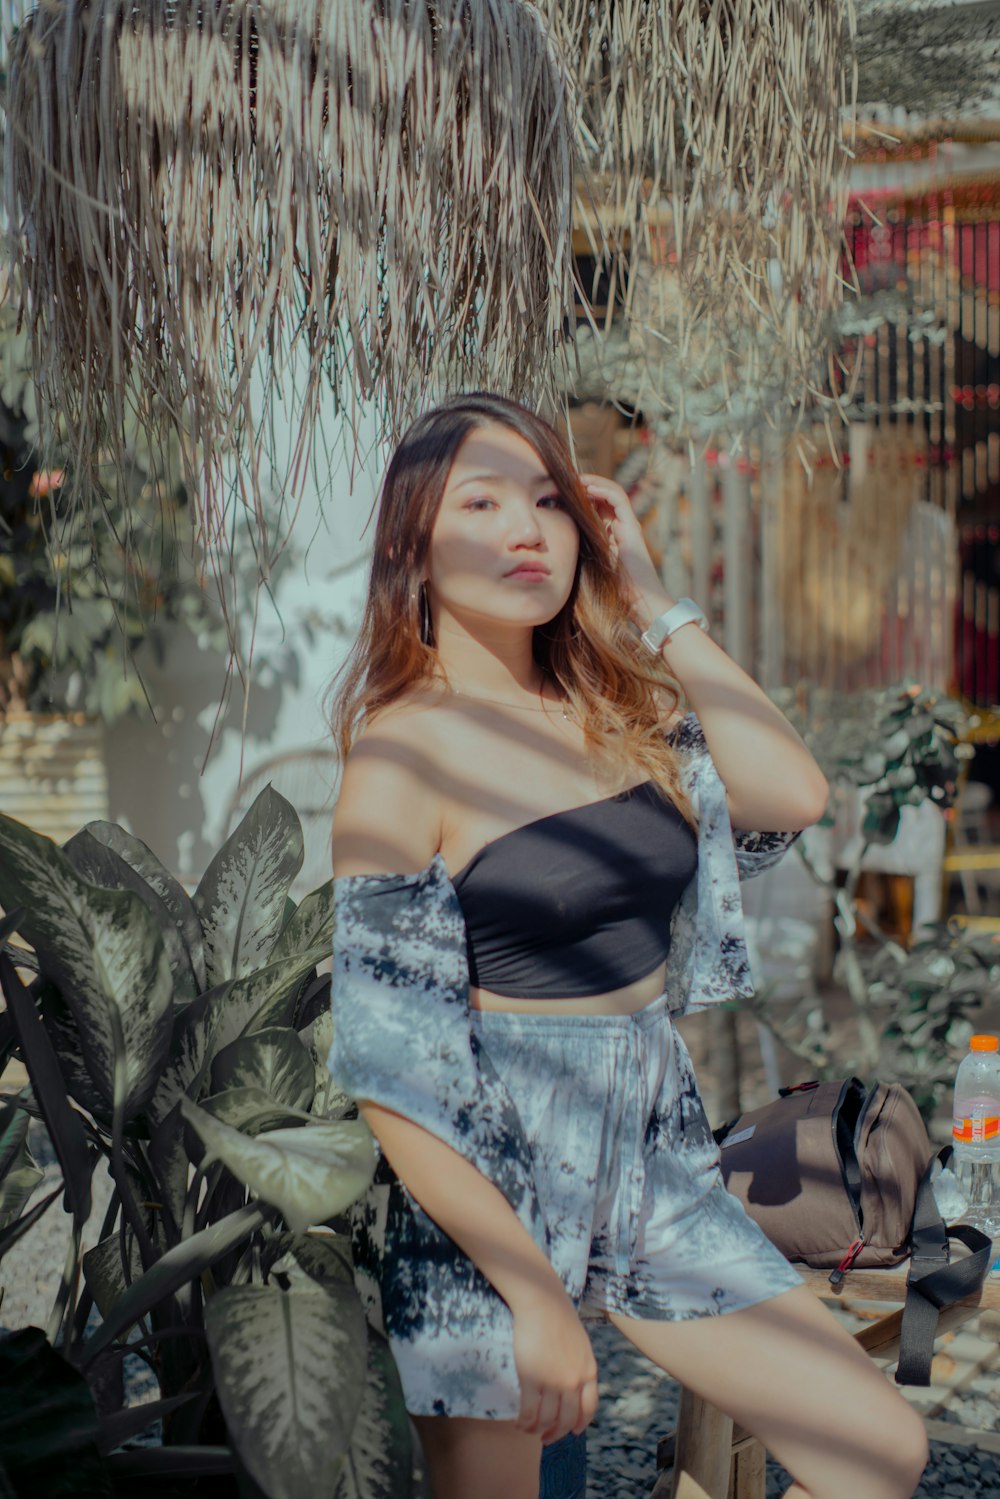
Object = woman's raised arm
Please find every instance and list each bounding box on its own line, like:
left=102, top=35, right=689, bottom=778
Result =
left=582, top=473, right=829, bottom=833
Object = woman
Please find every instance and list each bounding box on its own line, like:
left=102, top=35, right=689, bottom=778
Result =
left=327, top=394, right=928, bottom=1499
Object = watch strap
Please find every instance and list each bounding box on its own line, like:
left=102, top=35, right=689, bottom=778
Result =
left=640, top=598, right=709, bottom=655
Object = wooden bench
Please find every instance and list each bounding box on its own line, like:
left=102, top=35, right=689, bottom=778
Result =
left=651, top=1264, right=1000, bottom=1499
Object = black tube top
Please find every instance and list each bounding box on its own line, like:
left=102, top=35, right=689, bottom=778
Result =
left=451, top=780, right=698, bottom=999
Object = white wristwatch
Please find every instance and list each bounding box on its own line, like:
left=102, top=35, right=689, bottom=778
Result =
left=640, top=597, right=710, bottom=655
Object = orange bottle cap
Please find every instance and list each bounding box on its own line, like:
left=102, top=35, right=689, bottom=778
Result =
left=970, top=1035, right=1000, bottom=1052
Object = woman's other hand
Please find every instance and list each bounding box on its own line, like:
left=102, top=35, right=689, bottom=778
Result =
left=579, top=472, right=668, bottom=624
left=512, top=1290, right=599, bottom=1444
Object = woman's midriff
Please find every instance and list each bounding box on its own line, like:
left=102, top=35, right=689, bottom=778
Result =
left=467, top=958, right=668, bottom=1017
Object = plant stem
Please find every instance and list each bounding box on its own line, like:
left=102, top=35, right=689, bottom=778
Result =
left=99, top=1323, right=210, bottom=1358
left=68, top=1188, right=121, bottom=1351
left=182, top=1162, right=208, bottom=1244
left=798, top=833, right=905, bottom=953
left=748, top=995, right=846, bottom=1076
left=80, top=1202, right=266, bottom=1368
left=194, top=1163, right=230, bottom=1234
left=835, top=858, right=882, bottom=1074
left=794, top=838, right=830, bottom=891
left=46, top=1216, right=82, bottom=1348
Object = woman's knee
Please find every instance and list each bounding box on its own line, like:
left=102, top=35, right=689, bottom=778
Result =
left=842, top=1384, right=928, bottom=1499
left=885, top=1397, right=929, bottom=1493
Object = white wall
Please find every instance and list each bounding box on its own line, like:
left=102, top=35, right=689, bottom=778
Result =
left=103, top=392, right=383, bottom=887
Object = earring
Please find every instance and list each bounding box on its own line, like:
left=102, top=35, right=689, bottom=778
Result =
left=415, top=579, right=433, bottom=645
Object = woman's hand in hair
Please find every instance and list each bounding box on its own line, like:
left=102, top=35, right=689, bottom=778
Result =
left=579, top=473, right=672, bottom=623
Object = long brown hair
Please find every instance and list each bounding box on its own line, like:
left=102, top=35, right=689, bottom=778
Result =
left=328, top=393, right=692, bottom=816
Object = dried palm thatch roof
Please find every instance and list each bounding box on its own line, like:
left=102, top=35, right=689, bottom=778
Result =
left=855, top=0, right=1000, bottom=117
left=546, top=0, right=857, bottom=438
left=2, top=0, right=575, bottom=564
left=0, top=0, right=869, bottom=632
left=559, top=1, right=1000, bottom=439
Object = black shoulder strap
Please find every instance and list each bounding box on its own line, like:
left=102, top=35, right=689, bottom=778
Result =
left=895, top=1150, right=993, bottom=1386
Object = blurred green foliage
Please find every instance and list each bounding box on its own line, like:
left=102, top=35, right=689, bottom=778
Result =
left=0, top=303, right=220, bottom=723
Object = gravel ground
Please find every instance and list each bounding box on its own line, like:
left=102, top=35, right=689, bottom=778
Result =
left=1, top=1118, right=116, bottom=1334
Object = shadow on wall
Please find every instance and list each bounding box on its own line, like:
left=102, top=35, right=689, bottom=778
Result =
left=102, top=627, right=292, bottom=886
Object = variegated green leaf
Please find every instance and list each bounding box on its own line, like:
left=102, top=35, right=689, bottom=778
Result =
left=294, top=972, right=332, bottom=1030
left=82, top=1202, right=266, bottom=1365
left=0, top=1184, right=62, bottom=1262
left=63, top=828, right=199, bottom=1005
left=82, top=1230, right=143, bottom=1320
left=0, top=958, right=95, bottom=1226
left=270, top=881, right=334, bottom=964
left=39, top=984, right=116, bottom=1123
left=147, top=1103, right=189, bottom=1239
left=0, top=813, right=173, bottom=1117
left=0, top=1105, right=43, bottom=1233
left=209, top=1027, right=314, bottom=1111
left=206, top=1282, right=367, bottom=1499
left=148, top=946, right=328, bottom=1126
left=180, top=1101, right=376, bottom=1234
left=194, top=788, right=303, bottom=987
left=0, top=1159, right=44, bottom=1237
left=81, top=821, right=208, bottom=992
left=0, top=1099, right=29, bottom=1179
left=264, top=1230, right=354, bottom=1290
left=335, top=1327, right=413, bottom=1499
left=307, top=1009, right=354, bottom=1121
left=197, top=1087, right=309, bottom=1136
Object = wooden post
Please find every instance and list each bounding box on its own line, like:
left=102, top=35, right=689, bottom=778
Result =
left=721, top=454, right=750, bottom=670
left=758, top=432, right=782, bottom=690
left=669, top=1388, right=734, bottom=1499
left=689, top=454, right=711, bottom=621
left=728, top=1440, right=766, bottom=1499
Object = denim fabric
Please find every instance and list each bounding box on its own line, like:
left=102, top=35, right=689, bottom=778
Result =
left=540, top=1431, right=586, bottom=1499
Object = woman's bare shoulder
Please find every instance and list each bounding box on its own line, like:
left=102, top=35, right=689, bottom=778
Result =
left=331, top=685, right=453, bottom=877
left=352, top=682, right=460, bottom=767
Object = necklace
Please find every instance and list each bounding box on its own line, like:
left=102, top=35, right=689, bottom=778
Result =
left=446, top=676, right=574, bottom=724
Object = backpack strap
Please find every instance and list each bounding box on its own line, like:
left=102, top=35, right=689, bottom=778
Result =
left=895, top=1150, right=993, bottom=1386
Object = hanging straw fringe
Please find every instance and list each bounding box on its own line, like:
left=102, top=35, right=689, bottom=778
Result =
left=542, top=0, right=857, bottom=433
left=3, top=0, right=575, bottom=553
left=2, top=0, right=859, bottom=554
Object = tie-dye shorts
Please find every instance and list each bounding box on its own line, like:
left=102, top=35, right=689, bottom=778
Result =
left=350, top=987, right=802, bottom=1420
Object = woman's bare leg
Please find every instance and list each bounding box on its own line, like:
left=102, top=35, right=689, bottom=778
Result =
left=412, top=1415, right=543, bottom=1499
left=609, top=1284, right=928, bottom=1499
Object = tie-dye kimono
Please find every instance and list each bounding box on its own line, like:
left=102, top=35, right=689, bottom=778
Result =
left=328, top=713, right=804, bottom=1417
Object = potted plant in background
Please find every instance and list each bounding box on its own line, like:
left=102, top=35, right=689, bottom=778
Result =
left=750, top=683, right=1000, bottom=1128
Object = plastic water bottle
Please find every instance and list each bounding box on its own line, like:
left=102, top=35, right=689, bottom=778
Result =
left=952, top=1034, right=1000, bottom=1237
